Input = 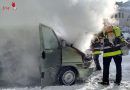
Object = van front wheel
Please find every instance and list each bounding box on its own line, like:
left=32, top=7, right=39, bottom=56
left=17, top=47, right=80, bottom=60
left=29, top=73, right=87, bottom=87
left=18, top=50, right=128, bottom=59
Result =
left=58, top=67, right=77, bottom=85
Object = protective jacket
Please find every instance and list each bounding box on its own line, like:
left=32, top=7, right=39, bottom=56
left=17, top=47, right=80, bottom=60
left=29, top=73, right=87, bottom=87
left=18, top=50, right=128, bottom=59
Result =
left=103, top=26, right=124, bottom=57
left=91, top=37, right=102, bottom=55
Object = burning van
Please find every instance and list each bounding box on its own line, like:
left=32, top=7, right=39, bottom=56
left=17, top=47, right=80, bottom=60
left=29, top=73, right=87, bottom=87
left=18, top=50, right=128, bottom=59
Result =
left=39, top=24, right=94, bottom=87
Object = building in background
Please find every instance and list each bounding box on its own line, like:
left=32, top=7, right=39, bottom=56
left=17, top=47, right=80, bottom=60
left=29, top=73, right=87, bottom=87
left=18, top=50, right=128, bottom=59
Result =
left=116, top=1, right=130, bottom=33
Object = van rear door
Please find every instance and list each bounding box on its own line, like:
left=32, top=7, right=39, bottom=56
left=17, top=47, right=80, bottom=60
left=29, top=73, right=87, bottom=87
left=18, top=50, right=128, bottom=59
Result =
left=39, top=24, right=61, bottom=87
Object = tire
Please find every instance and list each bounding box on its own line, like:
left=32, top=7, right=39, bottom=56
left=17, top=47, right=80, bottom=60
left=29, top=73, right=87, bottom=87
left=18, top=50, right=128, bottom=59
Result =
left=57, top=67, right=77, bottom=85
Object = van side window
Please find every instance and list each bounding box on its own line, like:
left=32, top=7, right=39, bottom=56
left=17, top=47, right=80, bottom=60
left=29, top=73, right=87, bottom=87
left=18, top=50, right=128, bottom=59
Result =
left=42, top=26, right=58, bottom=49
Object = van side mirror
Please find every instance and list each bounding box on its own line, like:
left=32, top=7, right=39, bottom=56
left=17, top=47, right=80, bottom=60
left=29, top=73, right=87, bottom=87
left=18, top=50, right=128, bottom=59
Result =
left=42, top=51, right=45, bottom=59
left=61, top=40, right=66, bottom=47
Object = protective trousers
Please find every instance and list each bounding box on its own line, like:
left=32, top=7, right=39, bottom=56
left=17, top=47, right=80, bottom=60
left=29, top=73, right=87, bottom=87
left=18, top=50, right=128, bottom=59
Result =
left=103, top=55, right=122, bottom=83
left=93, top=54, right=101, bottom=70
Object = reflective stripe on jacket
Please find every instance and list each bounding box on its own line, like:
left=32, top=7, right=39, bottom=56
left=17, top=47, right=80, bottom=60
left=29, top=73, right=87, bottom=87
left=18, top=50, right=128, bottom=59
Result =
left=103, top=50, right=122, bottom=57
left=93, top=51, right=101, bottom=55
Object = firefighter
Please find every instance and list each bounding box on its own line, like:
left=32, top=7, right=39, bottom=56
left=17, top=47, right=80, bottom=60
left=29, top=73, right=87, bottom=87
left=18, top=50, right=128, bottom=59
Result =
left=91, top=34, right=102, bottom=71
left=99, top=25, right=126, bottom=85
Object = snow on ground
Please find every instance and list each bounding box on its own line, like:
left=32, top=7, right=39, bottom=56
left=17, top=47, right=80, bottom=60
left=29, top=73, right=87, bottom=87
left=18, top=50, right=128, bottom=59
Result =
left=0, top=87, right=41, bottom=90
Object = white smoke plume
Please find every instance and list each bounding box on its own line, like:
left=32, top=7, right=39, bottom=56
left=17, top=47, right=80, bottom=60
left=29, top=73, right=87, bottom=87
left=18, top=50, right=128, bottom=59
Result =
left=0, top=0, right=117, bottom=86
left=40, top=0, right=117, bottom=52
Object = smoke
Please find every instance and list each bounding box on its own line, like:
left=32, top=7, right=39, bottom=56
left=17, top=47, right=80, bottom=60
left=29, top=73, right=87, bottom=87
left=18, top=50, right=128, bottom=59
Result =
left=40, top=0, right=117, bottom=52
left=0, top=0, right=117, bottom=86
left=0, top=0, right=42, bottom=86
left=0, top=28, right=41, bottom=86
